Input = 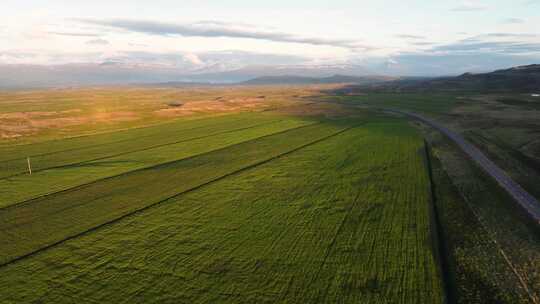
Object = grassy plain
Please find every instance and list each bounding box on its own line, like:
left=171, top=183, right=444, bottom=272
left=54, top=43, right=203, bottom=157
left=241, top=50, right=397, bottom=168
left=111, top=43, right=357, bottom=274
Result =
left=3, top=85, right=538, bottom=303
left=0, top=118, right=445, bottom=303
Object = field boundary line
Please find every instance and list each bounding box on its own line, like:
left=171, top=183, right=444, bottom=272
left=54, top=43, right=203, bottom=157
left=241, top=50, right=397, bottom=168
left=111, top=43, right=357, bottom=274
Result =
left=0, top=124, right=356, bottom=269
left=423, top=141, right=452, bottom=304
left=0, top=118, right=290, bottom=179
left=0, top=121, right=318, bottom=211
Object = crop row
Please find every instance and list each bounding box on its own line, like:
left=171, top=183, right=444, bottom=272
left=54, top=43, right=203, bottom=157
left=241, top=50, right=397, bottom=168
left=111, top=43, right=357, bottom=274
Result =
left=0, top=117, right=310, bottom=208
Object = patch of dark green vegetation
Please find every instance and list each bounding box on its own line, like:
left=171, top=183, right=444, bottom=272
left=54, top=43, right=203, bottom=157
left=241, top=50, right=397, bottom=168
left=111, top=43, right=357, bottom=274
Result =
left=427, top=132, right=540, bottom=304
left=465, top=130, right=540, bottom=201
left=319, top=93, right=461, bottom=114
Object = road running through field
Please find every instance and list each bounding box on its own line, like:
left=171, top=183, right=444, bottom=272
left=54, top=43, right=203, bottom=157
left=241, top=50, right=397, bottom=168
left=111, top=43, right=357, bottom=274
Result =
left=386, top=109, right=540, bottom=225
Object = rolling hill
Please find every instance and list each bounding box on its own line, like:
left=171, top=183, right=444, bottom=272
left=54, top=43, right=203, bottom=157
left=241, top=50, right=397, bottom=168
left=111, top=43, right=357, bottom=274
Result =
left=339, top=64, right=540, bottom=93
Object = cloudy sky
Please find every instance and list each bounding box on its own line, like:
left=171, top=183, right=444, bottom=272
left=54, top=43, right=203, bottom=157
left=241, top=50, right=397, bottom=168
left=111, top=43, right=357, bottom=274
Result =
left=0, top=0, right=539, bottom=75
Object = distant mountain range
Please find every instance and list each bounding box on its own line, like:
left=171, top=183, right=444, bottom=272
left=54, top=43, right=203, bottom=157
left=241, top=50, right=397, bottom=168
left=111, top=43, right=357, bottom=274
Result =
left=0, top=62, right=378, bottom=88
left=346, top=64, right=540, bottom=93
left=240, top=74, right=396, bottom=85
left=1, top=62, right=539, bottom=91
left=142, top=74, right=395, bottom=88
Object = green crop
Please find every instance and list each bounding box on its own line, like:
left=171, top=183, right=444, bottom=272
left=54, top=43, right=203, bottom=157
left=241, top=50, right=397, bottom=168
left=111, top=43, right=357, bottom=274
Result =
left=0, top=118, right=445, bottom=303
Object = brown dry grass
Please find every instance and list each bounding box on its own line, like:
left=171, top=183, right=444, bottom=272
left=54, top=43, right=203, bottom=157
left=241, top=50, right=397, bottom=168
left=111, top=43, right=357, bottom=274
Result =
left=154, top=96, right=269, bottom=117
left=0, top=84, right=342, bottom=143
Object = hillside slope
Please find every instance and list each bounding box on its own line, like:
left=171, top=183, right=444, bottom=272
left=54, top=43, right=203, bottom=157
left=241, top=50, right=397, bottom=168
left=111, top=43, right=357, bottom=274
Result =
left=340, top=64, right=540, bottom=93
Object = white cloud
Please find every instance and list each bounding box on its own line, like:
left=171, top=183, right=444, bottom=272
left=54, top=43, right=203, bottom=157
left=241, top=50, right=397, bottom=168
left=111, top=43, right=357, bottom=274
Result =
left=86, top=39, right=109, bottom=45
left=182, top=53, right=203, bottom=65
left=395, top=34, right=426, bottom=40
left=79, top=19, right=374, bottom=51
left=0, top=1, right=538, bottom=76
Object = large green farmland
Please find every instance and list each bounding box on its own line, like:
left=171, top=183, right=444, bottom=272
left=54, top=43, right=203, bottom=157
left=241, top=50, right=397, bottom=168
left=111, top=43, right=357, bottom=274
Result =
left=2, top=86, right=539, bottom=304
left=2, top=0, right=540, bottom=300
left=0, top=106, right=445, bottom=303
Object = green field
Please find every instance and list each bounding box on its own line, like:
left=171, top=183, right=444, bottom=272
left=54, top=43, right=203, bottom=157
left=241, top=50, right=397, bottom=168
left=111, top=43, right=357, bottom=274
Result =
left=0, top=113, right=314, bottom=206
left=3, top=87, right=539, bottom=304
left=0, top=111, right=445, bottom=303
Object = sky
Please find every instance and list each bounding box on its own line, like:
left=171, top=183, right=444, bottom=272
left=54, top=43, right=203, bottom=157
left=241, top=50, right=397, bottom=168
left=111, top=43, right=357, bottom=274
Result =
left=0, top=0, right=539, bottom=75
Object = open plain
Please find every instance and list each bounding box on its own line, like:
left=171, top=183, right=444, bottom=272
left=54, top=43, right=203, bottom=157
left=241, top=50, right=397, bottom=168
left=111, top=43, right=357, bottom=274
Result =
left=0, top=85, right=539, bottom=304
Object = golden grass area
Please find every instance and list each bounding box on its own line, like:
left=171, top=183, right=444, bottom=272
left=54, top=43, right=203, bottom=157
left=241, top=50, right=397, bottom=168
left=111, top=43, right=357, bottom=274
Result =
left=0, top=85, right=344, bottom=144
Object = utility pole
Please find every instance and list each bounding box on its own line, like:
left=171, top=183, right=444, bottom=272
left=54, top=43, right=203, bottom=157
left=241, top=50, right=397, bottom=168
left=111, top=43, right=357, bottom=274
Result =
left=27, top=157, right=32, bottom=175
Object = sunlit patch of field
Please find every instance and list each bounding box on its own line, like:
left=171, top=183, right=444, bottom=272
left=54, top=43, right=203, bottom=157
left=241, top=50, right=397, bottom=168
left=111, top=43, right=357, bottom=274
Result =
left=0, top=85, right=340, bottom=144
